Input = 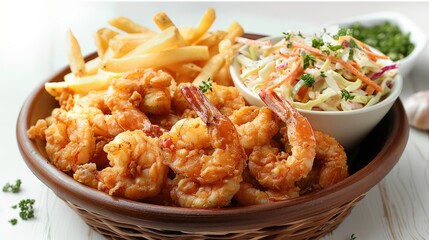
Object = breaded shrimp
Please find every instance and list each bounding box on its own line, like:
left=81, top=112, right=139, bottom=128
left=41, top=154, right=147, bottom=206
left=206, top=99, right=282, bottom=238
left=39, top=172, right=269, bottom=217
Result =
left=229, top=106, right=280, bottom=154
left=298, top=131, right=348, bottom=193
left=172, top=82, right=245, bottom=117
left=44, top=108, right=95, bottom=172
left=234, top=168, right=299, bottom=205
left=105, top=68, right=173, bottom=136
left=248, top=90, right=316, bottom=191
left=160, top=85, right=246, bottom=208
left=98, top=130, right=168, bottom=200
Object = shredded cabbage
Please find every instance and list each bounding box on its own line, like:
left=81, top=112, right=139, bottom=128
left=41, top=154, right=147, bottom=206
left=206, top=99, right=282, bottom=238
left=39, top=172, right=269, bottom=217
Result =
left=236, top=31, right=398, bottom=111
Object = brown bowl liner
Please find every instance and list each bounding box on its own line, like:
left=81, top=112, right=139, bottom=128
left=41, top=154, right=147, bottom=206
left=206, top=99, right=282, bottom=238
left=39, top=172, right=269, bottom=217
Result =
left=16, top=34, right=409, bottom=239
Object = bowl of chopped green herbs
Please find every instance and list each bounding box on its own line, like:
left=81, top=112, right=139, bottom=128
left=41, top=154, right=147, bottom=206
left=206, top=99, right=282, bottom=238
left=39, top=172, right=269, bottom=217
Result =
left=326, top=11, right=427, bottom=76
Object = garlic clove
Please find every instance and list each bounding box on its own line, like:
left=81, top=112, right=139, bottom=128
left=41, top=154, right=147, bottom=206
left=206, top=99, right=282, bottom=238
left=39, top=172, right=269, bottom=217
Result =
left=404, top=90, right=429, bottom=130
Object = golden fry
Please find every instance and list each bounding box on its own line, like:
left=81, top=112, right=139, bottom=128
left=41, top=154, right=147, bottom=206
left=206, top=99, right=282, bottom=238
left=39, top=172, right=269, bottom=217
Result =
left=180, top=8, right=216, bottom=44
left=213, top=65, right=233, bottom=86
left=109, top=33, right=155, bottom=57
left=125, top=26, right=186, bottom=57
left=64, top=57, right=101, bottom=82
left=192, top=54, right=225, bottom=86
left=102, top=46, right=209, bottom=73
left=219, top=39, right=234, bottom=66
left=67, top=29, right=87, bottom=77
left=165, top=63, right=202, bottom=78
left=153, top=12, right=176, bottom=30
left=46, top=71, right=122, bottom=97
left=195, top=30, right=228, bottom=47
left=225, top=21, right=244, bottom=42
left=108, top=16, right=153, bottom=34
left=94, top=28, right=119, bottom=58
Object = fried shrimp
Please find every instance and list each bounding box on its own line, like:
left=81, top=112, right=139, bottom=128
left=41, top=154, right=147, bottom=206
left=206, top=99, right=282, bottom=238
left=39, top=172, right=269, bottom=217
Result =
left=314, top=131, right=348, bottom=188
left=248, top=90, right=316, bottom=191
left=229, top=106, right=280, bottom=153
left=298, top=131, right=348, bottom=193
left=98, top=130, right=167, bottom=200
left=105, top=68, right=173, bottom=135
left=234, top=168, right=299, bottom=205
left=172, top=83, right=245, bottom=117
left=160, top=85, right=246, bottom=208
left=44, top=108, right=96, bottom=172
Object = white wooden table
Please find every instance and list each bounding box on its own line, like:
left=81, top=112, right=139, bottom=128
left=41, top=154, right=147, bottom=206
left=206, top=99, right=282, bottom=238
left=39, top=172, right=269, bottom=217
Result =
left=1, top=2, right=428, bottom=239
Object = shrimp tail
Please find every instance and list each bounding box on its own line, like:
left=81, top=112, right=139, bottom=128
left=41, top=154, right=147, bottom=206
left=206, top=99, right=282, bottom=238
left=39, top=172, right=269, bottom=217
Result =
left=259, top=89, right=297, bottom=124
left=180, top=85, right=219, bottom=124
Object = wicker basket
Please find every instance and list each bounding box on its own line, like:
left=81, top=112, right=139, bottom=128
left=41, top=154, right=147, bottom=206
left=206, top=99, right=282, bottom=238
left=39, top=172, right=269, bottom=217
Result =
left=16, top=34, right=409, bottom=240
left=67, top=194, right=365, bottom=240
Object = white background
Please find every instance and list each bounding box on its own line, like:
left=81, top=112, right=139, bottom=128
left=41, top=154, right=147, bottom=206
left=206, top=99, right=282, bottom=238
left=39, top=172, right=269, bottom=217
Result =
left=1, top=1, right=429, bottom=239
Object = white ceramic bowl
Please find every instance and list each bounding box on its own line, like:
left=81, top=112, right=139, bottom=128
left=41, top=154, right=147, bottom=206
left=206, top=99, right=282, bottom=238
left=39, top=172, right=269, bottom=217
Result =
left=230, top=36, right=403, bottom=151
left=325, top=11, right=427, bottom=76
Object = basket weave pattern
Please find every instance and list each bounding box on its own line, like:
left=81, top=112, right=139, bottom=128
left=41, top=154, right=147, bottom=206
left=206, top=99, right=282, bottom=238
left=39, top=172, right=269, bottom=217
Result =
left=66, top=193, right=365, bottom=240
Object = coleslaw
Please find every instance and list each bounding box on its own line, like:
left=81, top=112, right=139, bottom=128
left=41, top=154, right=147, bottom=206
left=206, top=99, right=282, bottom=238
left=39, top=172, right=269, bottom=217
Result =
left=235, top=30, right=398, bottom=111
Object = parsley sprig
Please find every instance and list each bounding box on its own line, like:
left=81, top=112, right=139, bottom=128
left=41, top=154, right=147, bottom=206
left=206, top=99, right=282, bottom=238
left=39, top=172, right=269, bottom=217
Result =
left=341, top=89, right=355, bottom=100
left=300, top=74, right=315, bottom=87
left=302, top=53, right=316, bottom=69
left=9, top=218, right=18, bottom=226
left=198, top=78, right=213, bottom=93
left=17, top=199, right=36, bottom=220
left=3, top=179, right=22, bottom=193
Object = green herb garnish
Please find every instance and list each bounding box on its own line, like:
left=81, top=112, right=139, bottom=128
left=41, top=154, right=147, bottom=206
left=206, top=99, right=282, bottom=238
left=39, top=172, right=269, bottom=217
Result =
left=302, top=53, right=316, bottom=69
left=3, top=179, right=22, bottom=193
left=199, top=78, right=213, bottom=93
left=348, top=48, right=355, bottom=60
left=327, top=43, right=342, bottom=51
left=283, top=32, right=293, bottom=41
left=322, top=49, right=331, bottom=55
left=9, top=218, right=18, bottom=226
left=320, top=71, right=327, bottom=78
left=333, top=28, right=352, bottom=40
left=17, top=199, right=35, bottom=220
left=341, top=89, right=355, bottom=100
left=312, top=37, right=324, bottom=49
left=300, top=73, right=315, bottom=87
left=350, top=233, right=357, bottom=240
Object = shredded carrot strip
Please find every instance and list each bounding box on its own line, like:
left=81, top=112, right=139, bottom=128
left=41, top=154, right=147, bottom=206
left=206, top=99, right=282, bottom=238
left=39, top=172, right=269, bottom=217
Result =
left=339, top=36, right=388, bottom=60
left=290, top=42, right=383, bottom=92
left=267, top=58, right=303, bottom=91
left=364, top=49, right=389, bottom=60
left=366, top=86, right=375, bottom=95
left=235, top=37, right=272, bottom=47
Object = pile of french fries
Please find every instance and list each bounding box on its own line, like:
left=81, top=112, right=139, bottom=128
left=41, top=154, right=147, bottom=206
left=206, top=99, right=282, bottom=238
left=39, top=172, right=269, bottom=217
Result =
left=45, top=8, right=244, bottom=97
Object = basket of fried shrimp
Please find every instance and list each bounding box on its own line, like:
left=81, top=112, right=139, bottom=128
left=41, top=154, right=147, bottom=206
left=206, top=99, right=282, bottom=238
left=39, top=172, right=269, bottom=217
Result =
left=16, top=9, right=408, bottom=240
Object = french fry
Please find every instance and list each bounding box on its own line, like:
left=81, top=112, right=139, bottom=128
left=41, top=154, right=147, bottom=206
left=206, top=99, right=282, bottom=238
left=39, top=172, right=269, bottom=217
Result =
left=225, top=21, right=244, bottom=43
left=165, top=63, right=202, bottom=78
left=192, top=53, right=225, bottom=86
left=64, top=57, right=101, bottom=82
left=213, top=65, right=233, bottom=86
left=219, top=39, right=234, bottom=66
left=125, top=26, right=186, bottom=57
left=102, top=46, right=209, bottom=73
left=180, top=8, right=216, bottom=44
left=67, top=29, right=87, bottom=77
left=153, top=12, right=177, bottom=30
left=46, top=71, right=122, bottom=97
left=195, top=30, right=228, bottom=47
left=94, top=28, right=119, bottom=58
left=109, top=33, right=155, bottom=57
left=108, top=16, right=154, bottom=34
